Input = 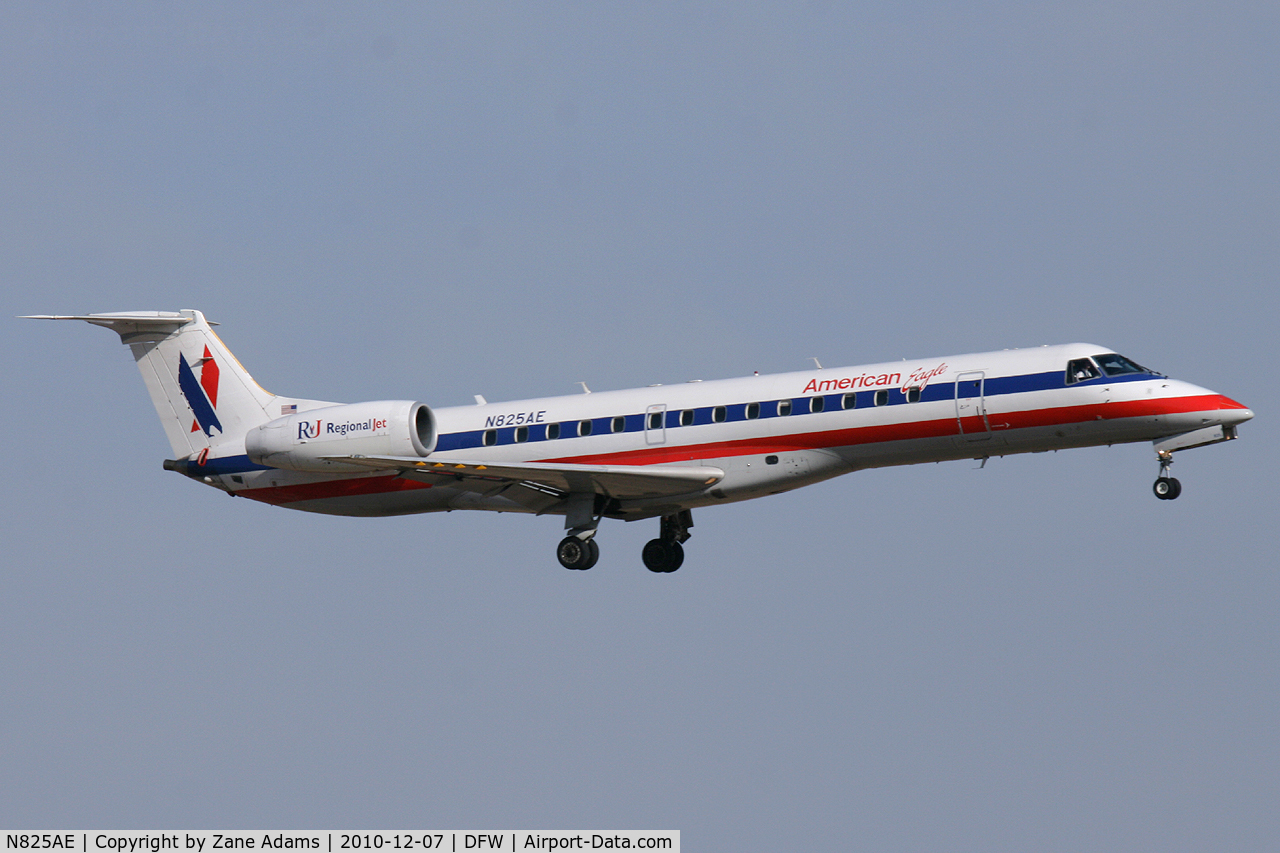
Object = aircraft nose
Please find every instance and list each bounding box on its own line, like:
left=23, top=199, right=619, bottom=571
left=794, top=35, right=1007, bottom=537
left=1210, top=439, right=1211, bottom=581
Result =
left=1225, top=405, right=1254, bottom=426
left=1215, top=396, right=1253, bottom=427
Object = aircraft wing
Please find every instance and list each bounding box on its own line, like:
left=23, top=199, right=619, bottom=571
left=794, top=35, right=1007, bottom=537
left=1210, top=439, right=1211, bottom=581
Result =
left=323, top=455, right=724, bottom=501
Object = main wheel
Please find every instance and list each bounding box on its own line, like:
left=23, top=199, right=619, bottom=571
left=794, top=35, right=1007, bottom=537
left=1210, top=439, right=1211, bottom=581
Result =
left=642, top=539, right=669, bottom=572
left=642, top=539, right=685, bottom=573
left=557, top=536, right=597, bottom=570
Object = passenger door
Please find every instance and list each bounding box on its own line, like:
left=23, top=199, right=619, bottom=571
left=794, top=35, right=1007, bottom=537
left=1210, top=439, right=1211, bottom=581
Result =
left=955, top=371, right=991, bottom=440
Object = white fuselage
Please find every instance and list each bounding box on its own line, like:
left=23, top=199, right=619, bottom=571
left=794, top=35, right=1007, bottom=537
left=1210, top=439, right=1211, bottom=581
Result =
left=220, top=343, right=1251, bottom=519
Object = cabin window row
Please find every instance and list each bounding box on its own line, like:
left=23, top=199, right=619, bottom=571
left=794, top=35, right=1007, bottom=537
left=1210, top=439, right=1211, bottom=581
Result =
left=469, top=387, right=926, bottom=451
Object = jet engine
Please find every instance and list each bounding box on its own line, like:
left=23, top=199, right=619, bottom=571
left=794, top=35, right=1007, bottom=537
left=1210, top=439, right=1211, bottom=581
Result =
left=245, top=400, right=436, bottom=472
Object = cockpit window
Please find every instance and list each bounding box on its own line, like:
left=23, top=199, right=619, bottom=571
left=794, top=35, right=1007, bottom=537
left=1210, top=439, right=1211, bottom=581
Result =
left=1094, top=353, right=1154, bottom=377
left=1066, top=358, right=1102, bottom=385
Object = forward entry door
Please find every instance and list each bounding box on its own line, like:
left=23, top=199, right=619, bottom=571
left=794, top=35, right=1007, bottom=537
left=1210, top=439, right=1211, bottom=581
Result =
left=955, top=371, right=991, bottom=440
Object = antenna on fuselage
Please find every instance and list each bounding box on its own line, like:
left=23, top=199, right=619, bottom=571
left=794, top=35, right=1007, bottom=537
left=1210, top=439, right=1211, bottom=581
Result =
left=809, top=357, right=823, bottom=370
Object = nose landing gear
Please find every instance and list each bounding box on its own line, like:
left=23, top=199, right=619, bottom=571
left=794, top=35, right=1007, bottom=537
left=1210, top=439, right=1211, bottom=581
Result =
left=1153, top=451, right=1182, bottom=500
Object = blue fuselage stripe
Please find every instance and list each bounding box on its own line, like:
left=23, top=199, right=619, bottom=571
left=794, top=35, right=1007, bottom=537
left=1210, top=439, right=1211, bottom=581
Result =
left=432, top=370, right=1154, bottom=453
left=206, top=369, right=1158, bottom=470
left=194, top=455, right=273, bottom=475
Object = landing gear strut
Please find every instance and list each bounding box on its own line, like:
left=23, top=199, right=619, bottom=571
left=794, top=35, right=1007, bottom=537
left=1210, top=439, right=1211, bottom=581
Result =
left=643, top=510, right=693, bottom=573
left=558, top=492, right=601, bottom=570
left=1153, top=451, right=1182, bottom=500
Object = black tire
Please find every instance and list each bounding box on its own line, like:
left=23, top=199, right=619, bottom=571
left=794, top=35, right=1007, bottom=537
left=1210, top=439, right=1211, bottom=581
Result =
left=666, top=540, right=684, bottom=573
left=1154, top=477, right=1171, bottom=499
left=557, top=536, right=594, bottom=570
left=584, top=538, right=601, bottom=570
left=643, top=539, right=670, bottom=572
left=642, top=539, right=684, bottom=573
left=1166, top=477, right=1182, bottom=500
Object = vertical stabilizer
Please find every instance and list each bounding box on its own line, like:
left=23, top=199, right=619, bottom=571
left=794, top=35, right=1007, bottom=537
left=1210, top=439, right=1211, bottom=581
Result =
left=23, top=310, right=279, bottom=458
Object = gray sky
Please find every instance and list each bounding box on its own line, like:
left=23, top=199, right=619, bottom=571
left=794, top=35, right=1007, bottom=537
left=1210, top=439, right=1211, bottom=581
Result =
left=3, top=3, right=1277, bottom=848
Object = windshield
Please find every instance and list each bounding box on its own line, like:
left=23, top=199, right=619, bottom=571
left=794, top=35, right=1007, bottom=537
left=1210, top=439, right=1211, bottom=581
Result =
left=1093, top=353, right=1157, bottom=377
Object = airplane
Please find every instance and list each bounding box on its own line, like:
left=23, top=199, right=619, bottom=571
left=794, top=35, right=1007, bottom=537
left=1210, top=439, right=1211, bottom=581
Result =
left=24, top=310, right=1253, bottom=572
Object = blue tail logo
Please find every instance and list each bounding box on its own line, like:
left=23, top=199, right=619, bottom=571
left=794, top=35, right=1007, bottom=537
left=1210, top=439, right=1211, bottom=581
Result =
left=178, top=348, right=223, bottom=437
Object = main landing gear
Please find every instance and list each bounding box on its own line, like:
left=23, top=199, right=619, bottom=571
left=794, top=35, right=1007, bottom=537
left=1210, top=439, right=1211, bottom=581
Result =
left=558, top=492, right=602, bottom=570
left=642, top=510, right=693, bottom=574
left=557, top=535, right=600, bottom=570
left=1153, top=451, right=1182, bottom=500
left=555, top=506, right=694, bottom=573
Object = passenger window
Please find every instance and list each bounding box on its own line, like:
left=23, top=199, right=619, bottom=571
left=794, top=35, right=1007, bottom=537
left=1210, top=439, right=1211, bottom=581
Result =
left=515, top=426, right=528, bottom=443
left=612, top=416, right=626, bottom=433
left=680, top=409, right=694, bottom=427
left=874, top=390, right=888, bottom=407
left=648, top=411, right=663, bottom=430
left=778, top=400, right=792, bottom=416
left=842, top=393, right=856, bottom=410
left=906, top=387, right=921, bottom=403
left=810, top=397, right=824, bottom=413
left=483, top=429, right=497, bottom=447
left=546, top=422, right=561, bottom=440
left=1066, top=358, right=1102, bottom=385
left=746, top=402, right=761, bottom=419
left=578, top=420, right=593, bottom=437
left=713, top=406, right=726, bottom=423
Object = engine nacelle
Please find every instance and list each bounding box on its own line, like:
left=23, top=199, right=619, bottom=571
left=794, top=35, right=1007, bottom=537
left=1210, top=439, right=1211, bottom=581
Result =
left=245, top=400, right=436, bottom=473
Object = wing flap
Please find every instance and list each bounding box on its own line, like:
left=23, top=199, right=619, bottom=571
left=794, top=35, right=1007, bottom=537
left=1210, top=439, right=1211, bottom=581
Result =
left=323, top=455, right=724, bottom=499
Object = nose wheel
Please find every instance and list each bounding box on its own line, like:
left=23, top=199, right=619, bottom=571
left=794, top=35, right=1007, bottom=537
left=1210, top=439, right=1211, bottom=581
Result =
left=1153, top=451, right=1182, bottom=500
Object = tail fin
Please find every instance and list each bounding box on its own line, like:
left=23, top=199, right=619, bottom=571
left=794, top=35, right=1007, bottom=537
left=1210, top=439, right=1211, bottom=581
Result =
left=24, top=310, right=285, bottom=458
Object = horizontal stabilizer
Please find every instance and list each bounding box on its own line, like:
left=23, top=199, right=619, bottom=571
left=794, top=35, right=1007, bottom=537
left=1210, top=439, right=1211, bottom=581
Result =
left=22, top=311, right=198, bottom=330
left=325, top=455, right=724, bottom=500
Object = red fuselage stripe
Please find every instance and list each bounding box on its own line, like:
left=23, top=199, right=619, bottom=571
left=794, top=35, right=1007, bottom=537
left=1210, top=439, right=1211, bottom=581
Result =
left=241, top=475, right=432, bottom=506
left=539, top=393, right=1244, bottom=466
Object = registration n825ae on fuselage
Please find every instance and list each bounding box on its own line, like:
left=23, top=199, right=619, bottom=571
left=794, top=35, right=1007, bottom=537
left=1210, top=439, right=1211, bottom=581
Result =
left=25, top=310, right=1253, bottom=572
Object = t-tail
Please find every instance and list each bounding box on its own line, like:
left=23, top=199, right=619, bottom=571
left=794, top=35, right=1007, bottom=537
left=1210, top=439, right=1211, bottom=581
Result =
left=22, top=310, right=302, bottom=460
